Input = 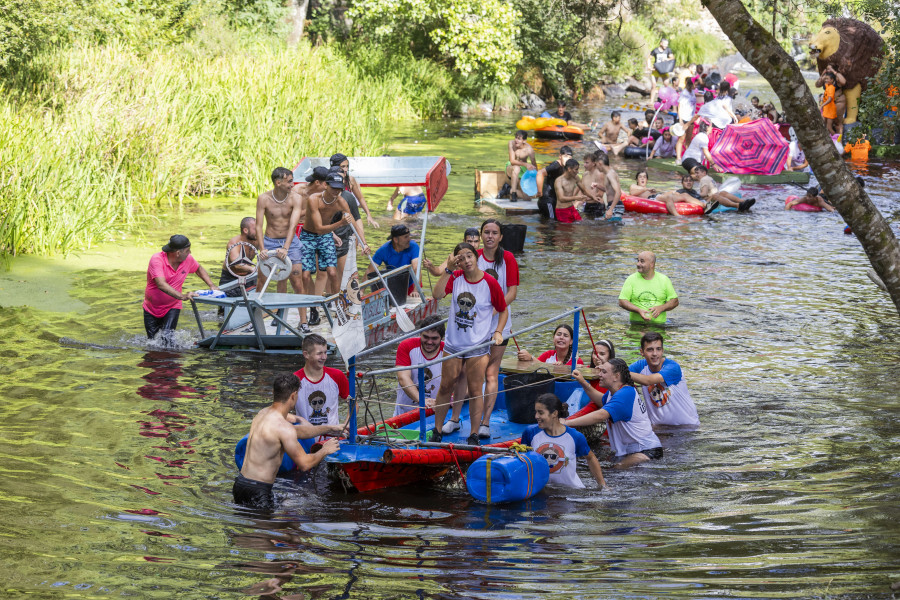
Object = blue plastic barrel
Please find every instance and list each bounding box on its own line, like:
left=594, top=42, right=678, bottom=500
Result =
left=234, top=433, right=315, bottom=475
left=466, top=451, right=550, bottom=503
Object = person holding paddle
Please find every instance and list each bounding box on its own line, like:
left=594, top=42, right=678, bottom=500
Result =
left=430, top=242, right=508, bottom=446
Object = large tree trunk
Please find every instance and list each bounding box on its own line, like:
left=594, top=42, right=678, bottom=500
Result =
left=287, top=0, right=310, bottom=46
left=701, top=0, right=900, bottom=315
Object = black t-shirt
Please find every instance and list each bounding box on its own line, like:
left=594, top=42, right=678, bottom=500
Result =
left=332, top=191, right=361, bottom=241
left=677, top=187, right=702, bottom=200
left=545, top=161, right=565, bottom=193
left=556, top=111, right=572, bottom=122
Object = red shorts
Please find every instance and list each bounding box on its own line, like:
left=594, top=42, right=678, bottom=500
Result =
left=555, top=205, right=582, bottom=223
left=295, top=223, right=303, bottom=237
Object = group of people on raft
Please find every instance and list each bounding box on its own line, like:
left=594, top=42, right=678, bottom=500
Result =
left=227, top=208, right=698, bottom=507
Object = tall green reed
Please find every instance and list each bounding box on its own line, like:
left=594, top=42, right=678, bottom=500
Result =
left=0, top=39, right=415, bottom=257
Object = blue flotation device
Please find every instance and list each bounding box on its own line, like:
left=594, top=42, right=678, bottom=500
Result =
left=540, top=110, right=552, bottom=118
left=235, top=433, right=315, bottom=476
left=520, top=169, right=538, bottom=196
left=466, top=450, right=549, bottom=503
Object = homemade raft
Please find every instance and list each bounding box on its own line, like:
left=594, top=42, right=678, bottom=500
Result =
left=235, top=307, right=606, bottom=501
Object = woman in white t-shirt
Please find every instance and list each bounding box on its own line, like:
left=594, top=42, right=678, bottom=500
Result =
left=431, top=242, right=508, bottom=446
left=521, top=393, right=607, bottom=489
left=681, top=121, right=717, bottom=170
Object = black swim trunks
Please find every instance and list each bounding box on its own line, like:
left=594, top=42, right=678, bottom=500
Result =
left=642, top=447, right=664, bottom=460
left=233, top=473, right=275, bottom=510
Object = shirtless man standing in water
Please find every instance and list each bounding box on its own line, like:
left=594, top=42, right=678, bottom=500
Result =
left=596, top=111, right=628, bottom=154
left=255, top=167, right=305, bottom=296
left=553, top=159, right=598, bottom=223
left=506, top=130, right=537, bottom=203
left=233, top=372, right=344, bottom=510
left=594, top=152, right=623, bottom=220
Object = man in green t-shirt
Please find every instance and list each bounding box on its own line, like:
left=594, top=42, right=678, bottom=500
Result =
left=618, top=251, right=679, bottom=324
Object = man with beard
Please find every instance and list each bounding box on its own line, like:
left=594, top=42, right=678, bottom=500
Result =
left=219, top=217, right=259, bottom=296
left=393, top=315, right=445, bottom=417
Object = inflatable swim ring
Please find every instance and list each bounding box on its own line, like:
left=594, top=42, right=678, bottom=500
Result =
left=621, top=194, right=736, bottom=215
left=785, top=195, right=823, bottom=212
left=533, top=125, right=584, bottom=140
left=623, top=145, right=652, bottom=159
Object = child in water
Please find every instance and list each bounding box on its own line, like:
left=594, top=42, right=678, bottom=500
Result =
left=786, top=187, right=835, bottom=212
left=520, top=393, right=608, bottom=490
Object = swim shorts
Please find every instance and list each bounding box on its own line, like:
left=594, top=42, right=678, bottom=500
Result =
left=505, top=161, right=526, bottom=178
left=232, top=473, right=275, bottom=510
left=555, top=205, right=582, bottom=223
left=443, top=343, right=490, bottom=360
left=398, top=194, right=427, bottom=215
left=642, top=447, right=664, bottom=460
left=301, top=229, right=337, bottom=273
left=264, top=234, right=302, bottom=265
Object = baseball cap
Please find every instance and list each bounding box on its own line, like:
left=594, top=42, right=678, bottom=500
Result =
left=305, top=166, right=330, bottom=183
left=162, top=234, right=190, bottom=252
left=325, top=172, right=344, bottom=188
left=329, top=153, right=348, bottom=167
left=388, top=224, right=410, bottom=239
left=670, top=123, right=685, bottom=138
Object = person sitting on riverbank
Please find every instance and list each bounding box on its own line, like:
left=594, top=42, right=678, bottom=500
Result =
left=630, top=332, right=699, bottom=428
left=293, top=334, right=350, bottom=439
left=618, top=251, right=678, bottom=325
left=786, top=187, right=835, bottom=212
left=521, top=393, right=607, bottom=489
left=565, top=360, right=663, bottom=468
left=516, top=324, right=585, bottom=367
left=143, top=235, right=217, bottom=343
left=688, top=163, right=756, bottom=212
left=505, top=130, right=537, bottom=203
left=680, top=121, right=717, bottom=171
left=219, top=217, right=258, bottom=297
left=234, top=372, right=343, bottom=510
left=554, top=159, right=599, bottom=223
left=786, top=136, right=810, bottom=172
left=394, top=315, right=445, bottom=417
left=389, top=186, right=427, bottom=219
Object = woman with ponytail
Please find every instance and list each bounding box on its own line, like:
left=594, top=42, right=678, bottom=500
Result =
left=521, top=393, right=607, bottom=489
left=476, top=219, right=520, bottom=440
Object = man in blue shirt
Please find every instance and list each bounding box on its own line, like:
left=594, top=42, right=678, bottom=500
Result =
left=366, top=224, right=421, bottom=296
left=629, top=332, right=699, bottom=427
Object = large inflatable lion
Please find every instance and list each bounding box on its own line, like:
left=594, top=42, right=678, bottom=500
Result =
left=809, top=18, right=884, bottom=125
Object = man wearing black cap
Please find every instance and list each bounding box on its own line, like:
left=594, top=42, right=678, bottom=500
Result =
left=365, top=224, right=420, bottom=296
left=142, top=235, right=217, bottom=342
left=330, top=153, right=380, bottom=229
left=301, top=171, right=364, bottom=333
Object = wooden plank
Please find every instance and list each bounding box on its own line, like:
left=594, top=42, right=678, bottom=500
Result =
left=480, top=197, right=541, bottom=215
left=500, top=358, right=601, bottom=380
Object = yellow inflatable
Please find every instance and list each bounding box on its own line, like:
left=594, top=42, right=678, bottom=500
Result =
left=548, top=118, right=567, bottom=127
left=533, top=117, right=550, bottom=128
left=516, top=118, right=534, bottom=130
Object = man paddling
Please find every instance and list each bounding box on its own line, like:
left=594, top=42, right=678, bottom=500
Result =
left=234, top=372, right=343, bottom=510
left=143, top=234, right=217, bottom=343
left=629, top=332, right=699, bottom=428
left=506, top=130, right=537, bottom=203
left=618, top=251, right=678, bottom=325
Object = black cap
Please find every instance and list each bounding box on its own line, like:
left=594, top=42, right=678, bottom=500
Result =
left=389, top=224, right=410, bottom=239
left=305, top=166, right=330, bottom=183
left=325, top=172, right=344, bottom=188
left=162, top=234, right=190, bottom=252
left=464, top=227, right=479, bottom=238
left=329, top=153, right=348, bottom=167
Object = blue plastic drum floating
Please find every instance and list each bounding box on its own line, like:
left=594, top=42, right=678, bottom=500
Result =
left=520, top=169, right=538, bottom=197
left=466, top=450, right=549, bottom=503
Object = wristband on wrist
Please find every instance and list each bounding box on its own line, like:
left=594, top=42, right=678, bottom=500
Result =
left=444, top=268, right=453, bottom=276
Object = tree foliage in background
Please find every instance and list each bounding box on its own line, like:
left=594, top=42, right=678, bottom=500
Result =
left=347, top=0, right=522, bottom=82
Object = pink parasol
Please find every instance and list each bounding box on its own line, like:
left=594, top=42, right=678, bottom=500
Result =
left=709, top=118, right=790, bottom=175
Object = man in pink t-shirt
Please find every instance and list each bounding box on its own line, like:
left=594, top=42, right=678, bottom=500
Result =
left=143, top=234, right=217, bottom=342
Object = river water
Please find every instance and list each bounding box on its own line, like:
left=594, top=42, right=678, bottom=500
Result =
left=1, top=91, right=899, bottom=598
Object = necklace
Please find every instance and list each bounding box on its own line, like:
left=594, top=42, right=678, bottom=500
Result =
left=271, top=188, right=288, bottom=204
left=322, top=192, right=338, bottom=206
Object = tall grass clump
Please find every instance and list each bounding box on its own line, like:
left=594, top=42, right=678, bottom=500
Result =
left=669, top=33, right=729, bottom=66
left=0, top=39, right=415, bottom=256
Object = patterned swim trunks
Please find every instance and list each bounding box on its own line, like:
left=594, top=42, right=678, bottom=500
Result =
left=301, top=229, right=337, bottom=273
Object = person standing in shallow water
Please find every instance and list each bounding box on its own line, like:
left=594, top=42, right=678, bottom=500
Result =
left=618, top=251, right=678, bottom=325
left=142, top=234, right=217, bottom=343
left=629, top=332, right=699, bottom=428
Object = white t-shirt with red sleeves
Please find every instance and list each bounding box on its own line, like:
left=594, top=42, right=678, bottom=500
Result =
left=394, top=337, right=444, bottom=417
left=443, top=271, right=507, bottom=351
left=537, top=350, right=585, bottom=366
left=292, top=367, right=349, bottom=437
left=477, top=249, right=519, bottom=339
